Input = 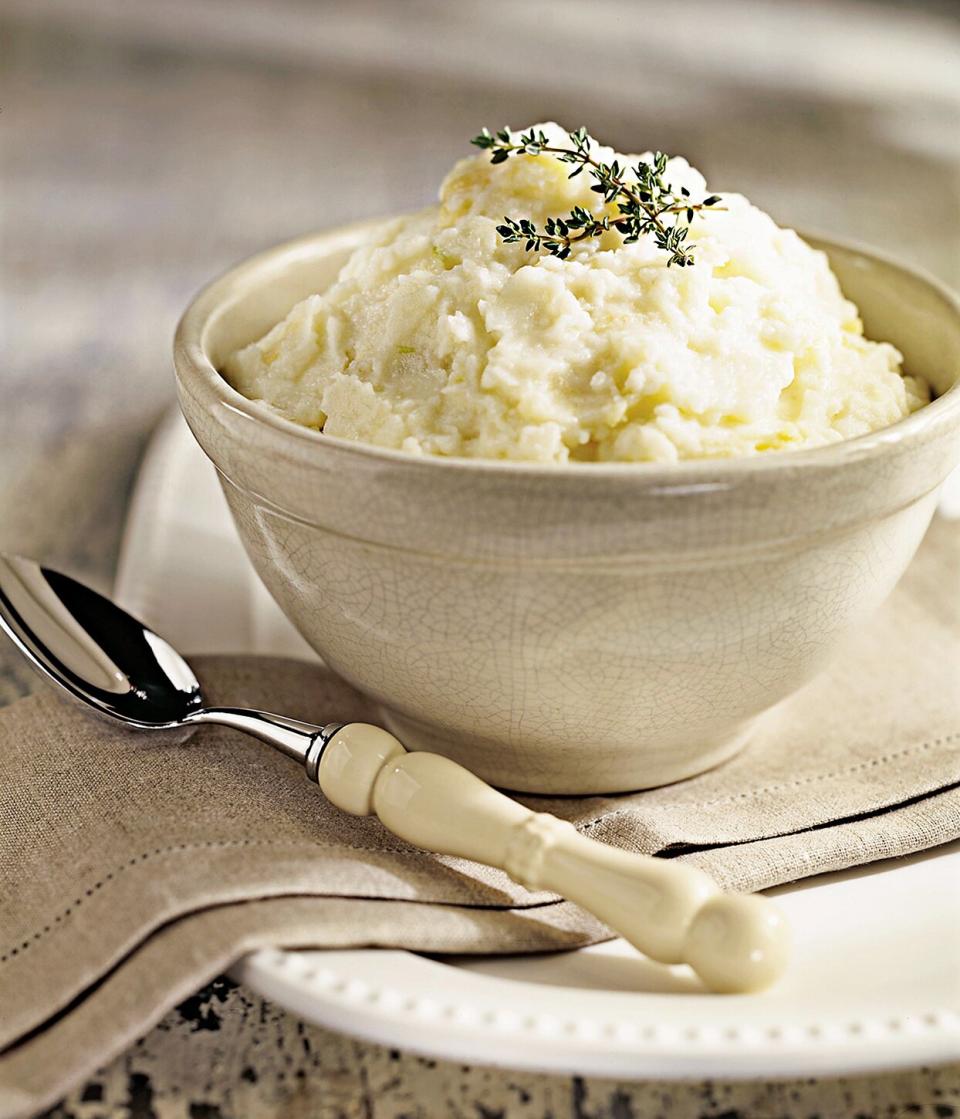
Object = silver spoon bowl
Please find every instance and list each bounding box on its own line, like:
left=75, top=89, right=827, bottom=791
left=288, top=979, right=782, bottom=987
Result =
left=0, top=553, right=342, bottom=778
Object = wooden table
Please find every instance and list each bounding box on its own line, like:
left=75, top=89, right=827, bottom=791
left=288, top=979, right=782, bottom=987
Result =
left=2, top=2, right=958, bottom=1114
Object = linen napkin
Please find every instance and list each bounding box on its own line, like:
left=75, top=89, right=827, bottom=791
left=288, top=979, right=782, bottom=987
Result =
left=1, top=517, right=958, bottom=1117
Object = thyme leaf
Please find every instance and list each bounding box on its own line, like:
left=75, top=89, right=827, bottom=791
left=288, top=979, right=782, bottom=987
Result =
left=471, top=126, right=723, bottom=266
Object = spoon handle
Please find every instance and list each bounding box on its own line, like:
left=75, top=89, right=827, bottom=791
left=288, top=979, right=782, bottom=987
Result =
left=314, top=722, right=789, bottom=993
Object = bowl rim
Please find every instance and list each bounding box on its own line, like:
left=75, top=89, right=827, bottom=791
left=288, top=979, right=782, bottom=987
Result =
left=174, top=218, right=960, bottom=484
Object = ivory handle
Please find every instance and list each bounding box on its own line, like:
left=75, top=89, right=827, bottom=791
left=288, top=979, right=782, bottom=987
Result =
left=316, top=722, right=789, bottom=993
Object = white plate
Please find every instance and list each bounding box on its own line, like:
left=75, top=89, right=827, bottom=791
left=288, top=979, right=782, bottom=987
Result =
left=114, top=410, right=960, bottom=1079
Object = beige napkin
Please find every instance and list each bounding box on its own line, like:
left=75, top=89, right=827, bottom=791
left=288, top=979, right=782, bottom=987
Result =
left=1, top=517, right=958, bottom=1117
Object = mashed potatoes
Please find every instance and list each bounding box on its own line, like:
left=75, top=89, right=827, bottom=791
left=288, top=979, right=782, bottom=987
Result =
left=224, top=123, right=928, bottom=463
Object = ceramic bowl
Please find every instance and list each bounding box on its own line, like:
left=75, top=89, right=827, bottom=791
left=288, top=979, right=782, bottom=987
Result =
left=174, top=220, right=960, bottom=793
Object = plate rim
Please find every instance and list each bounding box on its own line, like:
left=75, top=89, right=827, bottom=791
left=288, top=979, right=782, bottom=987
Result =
left=233, top=946, right=960, bottom=1080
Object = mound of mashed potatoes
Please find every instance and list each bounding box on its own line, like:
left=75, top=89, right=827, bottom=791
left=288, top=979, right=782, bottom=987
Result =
left=224, top=123, right=928, bottom=463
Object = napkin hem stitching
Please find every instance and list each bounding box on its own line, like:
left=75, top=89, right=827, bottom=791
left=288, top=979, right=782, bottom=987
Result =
left=578, top=729, right=960, bottom=830
left=0, top=836, right=481, bottom=967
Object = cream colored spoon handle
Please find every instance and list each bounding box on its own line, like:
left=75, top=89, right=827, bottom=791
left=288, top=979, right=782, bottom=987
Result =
left=316, top=723, right=789, bottom=993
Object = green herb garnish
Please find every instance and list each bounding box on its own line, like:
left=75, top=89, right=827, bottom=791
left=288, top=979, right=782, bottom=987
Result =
left=471, top=126, right=722, bottom=267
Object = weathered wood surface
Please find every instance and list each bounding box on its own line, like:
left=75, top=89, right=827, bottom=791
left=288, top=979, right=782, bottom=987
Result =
left=2, top=2, right=958, bottom=1114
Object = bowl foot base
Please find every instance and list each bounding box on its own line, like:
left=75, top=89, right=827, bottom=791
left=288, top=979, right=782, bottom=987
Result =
left=378, top=707, right=755, bottom=796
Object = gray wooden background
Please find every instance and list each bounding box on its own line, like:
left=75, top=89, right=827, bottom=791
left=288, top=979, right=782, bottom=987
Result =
left=2, top=1, right=959, bottom=1114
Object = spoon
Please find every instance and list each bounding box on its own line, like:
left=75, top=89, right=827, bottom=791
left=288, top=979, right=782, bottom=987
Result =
left=0, top=553, right=788, bottom=993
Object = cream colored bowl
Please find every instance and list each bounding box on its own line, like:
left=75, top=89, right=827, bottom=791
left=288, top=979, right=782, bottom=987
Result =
left=174, top=221, right=960, bottom=793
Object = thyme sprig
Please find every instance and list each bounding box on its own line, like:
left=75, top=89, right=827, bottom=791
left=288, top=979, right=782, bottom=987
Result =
left=471, top=126, right=722, bottom=266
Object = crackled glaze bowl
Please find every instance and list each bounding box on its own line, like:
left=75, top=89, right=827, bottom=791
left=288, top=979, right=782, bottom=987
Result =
left=174, top=221, right=960, bottom=793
